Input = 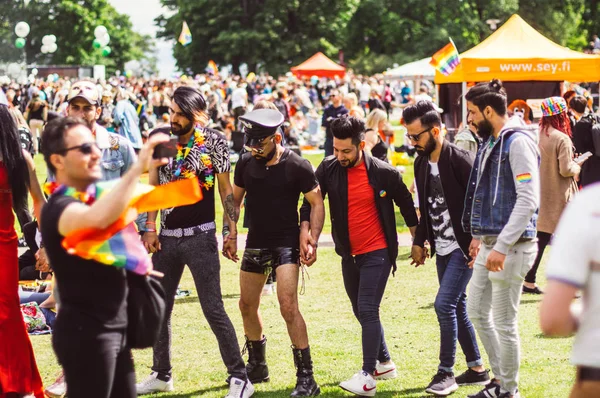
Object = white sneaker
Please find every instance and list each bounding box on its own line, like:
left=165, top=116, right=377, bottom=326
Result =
left=374, top=360, right=398, bottom=380
left=225, top=377, right=254, bottom=398
left=262, top=283, right=274, bottom=296
left=339, top=370, right=376, bottom=397
left=44, top=371, right=66, bottom=397
left=136, top=372, right=174, bottom=395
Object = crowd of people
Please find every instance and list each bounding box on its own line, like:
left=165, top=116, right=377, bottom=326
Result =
left=0, top=68, right=599, bottom=398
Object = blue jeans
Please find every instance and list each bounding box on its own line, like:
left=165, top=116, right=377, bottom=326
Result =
left=435, top=248, right=482, bottom=373
left=342, top=248, right=392, bottom=374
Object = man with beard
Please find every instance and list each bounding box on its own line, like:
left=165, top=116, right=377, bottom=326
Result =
left=405, top=101, right=489, bottom=396
left=300, top=116, right=418, bottom=396
left=136, top=86, right=253, bottom=398
left=66, top=81, right=137, bottom=181
left=321, top=89, right=348, bottom=157
left=231, top=109, right=325, bottom=397
left=462, top=80, right=540, bottom=398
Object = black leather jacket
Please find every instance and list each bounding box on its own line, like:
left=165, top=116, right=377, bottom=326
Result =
left=300, top=152, right=417, bottom=272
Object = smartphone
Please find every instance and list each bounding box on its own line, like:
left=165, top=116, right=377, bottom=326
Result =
left=574, top=151, right=593, bottom=164
left=153, top=137, right=178, bottom=159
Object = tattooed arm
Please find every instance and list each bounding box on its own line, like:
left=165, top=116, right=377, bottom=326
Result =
left=217, top=172, right=239, bottom=260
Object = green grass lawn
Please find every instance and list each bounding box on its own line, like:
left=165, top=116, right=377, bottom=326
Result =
left=31, top=247, right=573, bottom=397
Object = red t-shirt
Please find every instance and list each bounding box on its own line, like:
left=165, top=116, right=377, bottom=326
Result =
left=347, top=161, right=388, bottom=255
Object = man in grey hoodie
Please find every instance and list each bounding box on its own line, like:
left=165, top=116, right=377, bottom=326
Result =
left=462, top=79, right=540, bottom=398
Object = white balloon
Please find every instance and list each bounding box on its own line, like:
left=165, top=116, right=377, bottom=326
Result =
left=32, top=68, right=38, bottom=76
left=42, top=35, right=53, bottom=45
left=94, top=26, right=108, bottom=39
left=41, top=45, right=49, bottom=54
left=98, top=33, right=110, bottom=46
left=15, top=21, right=30, bottom=38
left=48, top=34, right=57, bottom=43
left=47, top=43, right=58, bottom=53
left=7, top=63, right=21, bottom=76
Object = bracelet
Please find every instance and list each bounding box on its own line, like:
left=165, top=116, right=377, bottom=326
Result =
left=145, top=229, right=157, bottom=233
left=145, top=221, right=156, bottom=225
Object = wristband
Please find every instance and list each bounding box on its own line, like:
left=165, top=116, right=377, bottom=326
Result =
left=145, top=221, right=156, bottom=225
left=146, top=229, right=157, bottom=233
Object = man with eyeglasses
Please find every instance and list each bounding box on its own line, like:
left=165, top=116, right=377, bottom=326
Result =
left=66, top=81, right=137, bottom=182
left=231, top=109, right=325, bottom=397
left=322, top=89, right=348, bottom=157
left=405, top=101, right=489, bottom=396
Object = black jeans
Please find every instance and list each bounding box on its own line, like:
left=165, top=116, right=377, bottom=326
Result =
left=525, top=231, right=552, bottom=284
left=151, top=231, right=247, bottom=380
left=341, top=248, right=392, bottom=373
left=53, top=313, right=135, bottom=398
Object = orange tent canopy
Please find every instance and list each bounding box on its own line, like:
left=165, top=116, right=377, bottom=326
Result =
left=291, top=52, right=346, bottom=78
left=435, top=14, right=600, bottom=83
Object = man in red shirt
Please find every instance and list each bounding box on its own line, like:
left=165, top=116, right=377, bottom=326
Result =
left=300, top=116, right=418, bottom=396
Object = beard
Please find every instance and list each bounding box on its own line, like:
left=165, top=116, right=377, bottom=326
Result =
left=171, top=120, right=194, bottom=136
left=475, top=117, right=494, bottom=141
left=415, top=132, right=437, bottom=156
left=253, top=146, right=277, bottom=164
left=339, top=152, right=360, bottom=168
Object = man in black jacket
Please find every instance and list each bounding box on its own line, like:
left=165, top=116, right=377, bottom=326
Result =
left=406, top=101, right=489, bottom=396
left=300, top=116, right=417, bottom=397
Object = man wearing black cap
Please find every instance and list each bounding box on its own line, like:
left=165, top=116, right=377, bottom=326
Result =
left=231, top=109, right=325, bottom=396
left=137, top=86, right=253, bottom=398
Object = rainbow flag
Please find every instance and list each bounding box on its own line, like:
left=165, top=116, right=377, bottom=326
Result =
left=178, top=21, right=192, bottom=46
left=430, top=39, right=460, bottom=76
left=52, top=177, right=202, bottom=275
left=207, top=60, right=219, bottom=76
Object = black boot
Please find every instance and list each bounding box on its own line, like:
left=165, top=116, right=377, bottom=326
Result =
left=291, top=346, right=320, bottom=397
left=243, top=336, right=269, bottom=383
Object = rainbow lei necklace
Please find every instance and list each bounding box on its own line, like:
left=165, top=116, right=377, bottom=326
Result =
left=44, top=182, right=97, bottom=205
left=171, top=125, right=214, bottom=190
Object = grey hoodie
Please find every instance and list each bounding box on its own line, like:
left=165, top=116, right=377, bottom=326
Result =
left=476, top=116, right=540, bottom=255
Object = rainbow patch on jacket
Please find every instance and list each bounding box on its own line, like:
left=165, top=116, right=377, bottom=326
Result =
left=516, top=173, right=532, bottom=183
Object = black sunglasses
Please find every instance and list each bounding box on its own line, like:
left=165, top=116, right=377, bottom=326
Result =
left=58, top=142, right=99, bottom=155
left=244, top=135, right=275, bottom=154
left=405, top=126, right=433, bottom=142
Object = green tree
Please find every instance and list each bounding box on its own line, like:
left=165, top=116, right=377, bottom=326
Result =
left=156, top=0, right=358, bottom=76
left=0, top=0, right=154, bottom=74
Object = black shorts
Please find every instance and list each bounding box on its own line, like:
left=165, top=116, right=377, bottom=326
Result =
left=241, top=247, right=300, bottom=275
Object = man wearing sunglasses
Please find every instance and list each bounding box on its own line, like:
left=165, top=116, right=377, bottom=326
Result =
left=405, top=101, right=489, bottom=396
left=66, top=81, right=137, bottom=182
left=231, top=109, right=325, bottom=397
left=321, top=89, right=348, bottom=157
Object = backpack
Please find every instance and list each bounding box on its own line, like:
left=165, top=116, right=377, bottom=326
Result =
left=584, top=114, right=600, bottom=157
left=19, top=126, right=35, bottom=155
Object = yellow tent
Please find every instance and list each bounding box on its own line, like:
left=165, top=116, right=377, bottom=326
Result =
left=435, top=14, right=600, bottom=84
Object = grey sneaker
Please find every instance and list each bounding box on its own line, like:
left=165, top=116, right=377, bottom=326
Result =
left=425, top=370, right=458, bottom=396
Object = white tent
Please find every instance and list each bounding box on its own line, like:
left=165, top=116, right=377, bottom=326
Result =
left=384, top=58, right=435, bottom=80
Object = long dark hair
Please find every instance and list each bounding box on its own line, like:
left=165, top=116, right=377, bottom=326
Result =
left=0, top=105, right=29, bottom=205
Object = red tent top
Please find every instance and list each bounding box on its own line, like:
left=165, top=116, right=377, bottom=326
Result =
left=291, top=52, right=346, bottom=78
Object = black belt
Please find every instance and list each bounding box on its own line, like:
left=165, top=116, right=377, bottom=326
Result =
left=577, top=366, right=600, bottom=381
